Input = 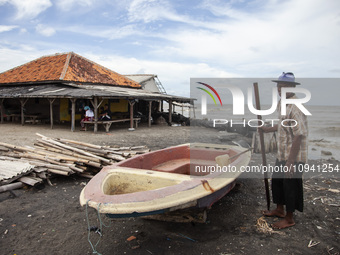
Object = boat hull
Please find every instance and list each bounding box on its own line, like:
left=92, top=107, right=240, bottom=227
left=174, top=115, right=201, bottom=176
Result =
left=80, top=143, right=251, bottom=217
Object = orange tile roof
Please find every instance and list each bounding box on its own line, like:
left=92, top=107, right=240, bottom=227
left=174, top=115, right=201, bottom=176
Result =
left=0, top=52, right=141, bottom=88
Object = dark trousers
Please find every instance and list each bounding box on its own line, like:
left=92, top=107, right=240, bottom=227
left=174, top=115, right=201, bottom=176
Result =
left=272, top=159, right=304, bottom=213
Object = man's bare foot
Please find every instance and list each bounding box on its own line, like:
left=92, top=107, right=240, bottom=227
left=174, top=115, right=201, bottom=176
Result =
left=272, top=218, right=295, bottom=229
left=262, top=209, right=285, bottom=218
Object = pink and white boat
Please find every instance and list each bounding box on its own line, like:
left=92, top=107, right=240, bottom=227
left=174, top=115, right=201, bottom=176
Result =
left=80, top=143, right=251, bottom=218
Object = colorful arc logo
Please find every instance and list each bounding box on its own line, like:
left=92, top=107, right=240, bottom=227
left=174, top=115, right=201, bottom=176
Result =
left=196, top=82, right=223, bottom=106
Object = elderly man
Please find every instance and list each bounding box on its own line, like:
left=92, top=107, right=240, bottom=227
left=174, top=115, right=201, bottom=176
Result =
left=261, top=72, right=308, bottom=229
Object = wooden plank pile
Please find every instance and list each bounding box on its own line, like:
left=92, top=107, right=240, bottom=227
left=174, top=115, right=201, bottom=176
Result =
left=0, top=133, right=149, bottom=191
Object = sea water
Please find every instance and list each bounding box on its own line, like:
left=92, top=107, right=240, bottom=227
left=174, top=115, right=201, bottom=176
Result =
left=187, top=104, right=340, bottom=160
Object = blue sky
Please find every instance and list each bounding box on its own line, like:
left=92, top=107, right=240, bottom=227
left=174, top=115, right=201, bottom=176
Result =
left=0, top=0, right=339, bottom=104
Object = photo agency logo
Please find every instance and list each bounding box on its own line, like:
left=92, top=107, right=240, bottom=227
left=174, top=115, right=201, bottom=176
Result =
left=196, top=82, right=223, bottom=114
left=194, top=74, right=312, bottom=128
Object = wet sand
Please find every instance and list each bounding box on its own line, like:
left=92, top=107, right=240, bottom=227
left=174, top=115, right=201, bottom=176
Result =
left=0, top=123, right=339, bottom=255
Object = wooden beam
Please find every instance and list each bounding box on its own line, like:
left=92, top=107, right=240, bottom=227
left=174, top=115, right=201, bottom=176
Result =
left=168, top=100, right=172, bottom=124
left=90, top=97, right=103, bottom=133
left=48, top=98, right=56, bottom=129
left=148, top=101, right=152, bottom=127
left=0, top=98, right=4, bottom=124
left=70, top=98, right=76, bottom=132
left=128, top=100, right=135, bottom=130
left=92, top=97, right=99, bottom=133
left=20, top=98, right=29, bottom=126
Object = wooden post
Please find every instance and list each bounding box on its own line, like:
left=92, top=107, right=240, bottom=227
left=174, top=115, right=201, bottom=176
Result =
left=20, top=98, right=29, bottom=126
left=48, top=98, right=56, bottom=129
left=253, top=82, right=270, bottom=211
left=0, top=98, right=4, bottom=124
left=90, top=97, right=103, bottom=133
left=161, top=100, right=164, bottom=112
left=128, top=100, right=135, bottom=130
left=168, top=100, right=172, bottom=124
left=148, top=101, right=152, bottom=127
left=90, top=97, right=100, bottom=133
left=70, top=98, right=76, bottom=132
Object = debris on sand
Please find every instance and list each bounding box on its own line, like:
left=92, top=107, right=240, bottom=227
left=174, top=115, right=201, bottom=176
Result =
left=256, top=217, right=284, bottom=235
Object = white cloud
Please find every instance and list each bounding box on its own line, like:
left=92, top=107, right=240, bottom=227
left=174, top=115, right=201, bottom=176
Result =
left=35, top=24, right=56, bottom=37
left=63, top=24, right=139, bottom=40
left=1, top=0, right=52, bottom=20
left=0, top=0, right=339, bottom=103
left=0, top=47, right=51, bottom=73
left=55, top=0, right=96, bottom=11
left=143, top=0, right=340, bottom=77
left=83, top=52, right=238, bottom=97
left=128, top=0, right=187, bottom=23
left=0, top=25, right=18, bottom=33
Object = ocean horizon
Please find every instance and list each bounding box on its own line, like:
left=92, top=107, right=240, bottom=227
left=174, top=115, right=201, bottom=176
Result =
left=185, top=104, right=340, bottom=161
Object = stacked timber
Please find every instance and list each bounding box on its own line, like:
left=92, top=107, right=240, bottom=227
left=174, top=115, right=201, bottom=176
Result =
left=0, top=133, right=149, bottom=191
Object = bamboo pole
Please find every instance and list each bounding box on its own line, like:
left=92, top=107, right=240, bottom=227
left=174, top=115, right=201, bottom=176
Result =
left=106, top=154, right=126, bottom=161
left=47, top=169, right=70, bottom=176
left=35, top=140, right=101, bottom=163
left=57, top=138, right=102, bottom=149
left=21, top=152, right=63, bottom=165
left=69, top=165, right=84, bottom=173
left=0, top=182, right=24, bottom=193
left=36, top=133, right=111, bottom=164
left=35, top=139, right=68, bottom=151
left=33, top=143, right=100, bottom=163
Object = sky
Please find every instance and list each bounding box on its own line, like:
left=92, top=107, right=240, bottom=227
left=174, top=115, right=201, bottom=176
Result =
left=0, top=0, right=339, bottom=105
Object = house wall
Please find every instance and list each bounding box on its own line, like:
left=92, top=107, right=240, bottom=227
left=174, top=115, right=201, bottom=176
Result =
left=59, top=98, right=129, bottom=122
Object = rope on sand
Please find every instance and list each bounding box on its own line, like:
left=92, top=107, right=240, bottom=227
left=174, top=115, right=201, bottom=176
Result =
left=256, top=216, right=284, bottom=235
left=85, top=201, right=112, bottom=254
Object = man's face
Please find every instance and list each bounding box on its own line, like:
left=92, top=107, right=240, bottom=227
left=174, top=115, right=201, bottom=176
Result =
left=277, top=83, right=296, bottom=98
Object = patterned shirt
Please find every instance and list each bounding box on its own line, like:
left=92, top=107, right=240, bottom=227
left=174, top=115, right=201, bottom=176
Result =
left=277, top=96, right=308, bottom=163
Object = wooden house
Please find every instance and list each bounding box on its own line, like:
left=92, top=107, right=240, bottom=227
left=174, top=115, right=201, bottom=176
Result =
left=0, top=52, right=193, bottom=132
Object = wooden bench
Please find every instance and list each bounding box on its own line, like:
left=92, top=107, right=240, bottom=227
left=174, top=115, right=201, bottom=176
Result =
left=83, top=118, right=141, bottom=132
left=7, top=114, right=40, bottom=124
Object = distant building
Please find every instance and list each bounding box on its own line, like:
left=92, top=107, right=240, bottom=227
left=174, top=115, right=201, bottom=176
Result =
left=125, top=74, right=167, bottom=94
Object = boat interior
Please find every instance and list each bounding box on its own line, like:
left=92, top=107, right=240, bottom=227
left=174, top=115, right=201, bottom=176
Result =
left=117, top=144, right=238, bottom=176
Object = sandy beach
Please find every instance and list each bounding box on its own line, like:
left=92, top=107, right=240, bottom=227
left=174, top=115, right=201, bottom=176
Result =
left=0, top=122, right=339, bottom=255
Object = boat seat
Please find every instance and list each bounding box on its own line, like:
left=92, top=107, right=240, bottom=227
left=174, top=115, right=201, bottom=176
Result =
left=152, top=159, right=191, bottom=175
